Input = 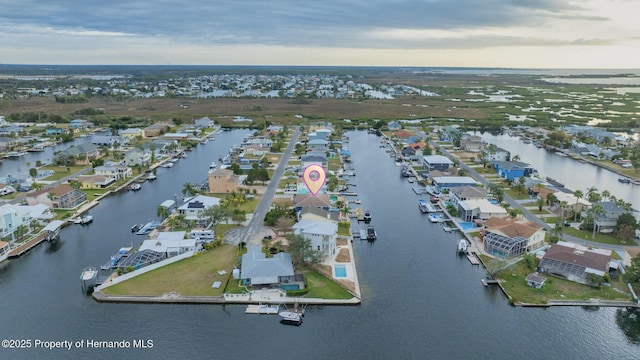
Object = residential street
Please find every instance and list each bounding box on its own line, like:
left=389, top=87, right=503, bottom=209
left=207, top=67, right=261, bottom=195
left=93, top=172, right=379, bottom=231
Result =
left=224, top=127, right=300, bottom=246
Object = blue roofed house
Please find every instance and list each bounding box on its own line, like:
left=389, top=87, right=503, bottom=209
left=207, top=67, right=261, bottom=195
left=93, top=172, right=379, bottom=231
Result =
left=432, top=176, right=477, bottom=191
left=493, top=161, right=534, bottom=180
left=69, top=119, right=92, bottom=130
left=293, top=219, right=338, bottom=258
left=301, top=153, right=328, bottom=170
left=45, top=127, right=65, bottom=136
left=194, top=116, right=215, bottom=129
left=240, top=246, right=296, bottom=287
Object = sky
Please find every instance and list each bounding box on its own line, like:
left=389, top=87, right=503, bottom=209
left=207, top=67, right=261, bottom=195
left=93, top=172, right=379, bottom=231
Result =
left=1, top=0, right=638, bottom=68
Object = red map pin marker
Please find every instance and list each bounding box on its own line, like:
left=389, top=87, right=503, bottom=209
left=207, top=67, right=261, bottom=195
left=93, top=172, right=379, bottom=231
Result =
left=302, top=164, right=326, bottom=196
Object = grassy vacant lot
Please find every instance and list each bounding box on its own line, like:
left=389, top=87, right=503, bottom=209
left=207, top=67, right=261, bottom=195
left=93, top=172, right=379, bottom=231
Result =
left=102, top=244, right=238, bottom=297
left=41, top=165, right=90, bottom=180
left=300, top=267, right=353, bottom=299
left=563, top=227, right=633, bottom=246
left=495, top=259, right=631, bottom=305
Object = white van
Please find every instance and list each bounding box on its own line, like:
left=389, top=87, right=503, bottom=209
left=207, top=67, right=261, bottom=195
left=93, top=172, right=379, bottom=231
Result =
left=0, top=186, right=16, bottom=196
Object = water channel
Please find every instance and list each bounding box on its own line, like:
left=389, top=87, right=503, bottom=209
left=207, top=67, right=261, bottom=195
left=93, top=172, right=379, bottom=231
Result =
left=0, top=130, right=638, bottom=359
left=475, top=132, right=640, bottom=210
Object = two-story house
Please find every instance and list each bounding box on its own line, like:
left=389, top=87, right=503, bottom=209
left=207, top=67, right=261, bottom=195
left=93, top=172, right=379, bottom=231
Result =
left=292, top=219, right=337, bottom=259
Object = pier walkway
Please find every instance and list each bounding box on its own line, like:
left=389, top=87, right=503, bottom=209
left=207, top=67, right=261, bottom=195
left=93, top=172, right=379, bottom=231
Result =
left=9, top=232, right=48, bottom=258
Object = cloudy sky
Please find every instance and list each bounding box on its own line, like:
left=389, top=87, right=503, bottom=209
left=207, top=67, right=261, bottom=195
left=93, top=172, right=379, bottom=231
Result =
left=1, top=0, right=638, bottom=68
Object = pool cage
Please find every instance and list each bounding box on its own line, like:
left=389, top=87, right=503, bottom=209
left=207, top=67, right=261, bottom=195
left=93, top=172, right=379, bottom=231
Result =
left=116, top=249, right=166, bottom=271
left=483, top=233, right=528, bottom=259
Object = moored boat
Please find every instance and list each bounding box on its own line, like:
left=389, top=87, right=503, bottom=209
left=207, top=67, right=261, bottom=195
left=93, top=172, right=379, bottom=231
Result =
left=457, top=239, right=468, bottom=254
left=278, top=311, right=303, bottom=326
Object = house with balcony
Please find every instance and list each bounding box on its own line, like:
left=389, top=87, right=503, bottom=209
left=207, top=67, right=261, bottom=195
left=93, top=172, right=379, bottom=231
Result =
left=93, top=164, right=132, bottom=180
left=123, top=148, right=151, bottom=166
left=55, top=142, right=100, bottom=165
left=77, top=175, right=116, bottom=189
left=0, top=203, right=33, bottom=240
left=0, top=137, right=21, bottom=151
left=69, top=119, right=92, bottom=130
left=481, top=146, right=510, bottom=162
left=118, top=128, right=144, bottom=139
left=177, top=195, right=221, bottom=227
left=460, top=135, right=484, bottom=153
left=207, top=168, right=246, bottom=193
left=588, top=201, right=635, bottom=233
left=301, top=153, right=328, bottom=170
left=194, top=117, right=215, bottom=129
left=307, top=139, right=329, bottom=152
left=458, top=199, right=507, bottom=223
left=293, top=219, right=337, bottom=258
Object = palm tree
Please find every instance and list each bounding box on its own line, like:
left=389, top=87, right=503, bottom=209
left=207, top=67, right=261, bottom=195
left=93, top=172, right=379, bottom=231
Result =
left=589, top=204, right=605, bottom=239
left=559, top=201, right=569, bottom=223
left=156, top=205, right=170, bottom=221
left=512, top=154, right=521, bottom=162
left=536, top=197, right=545, bottom=212
left=339, top=205, right=351, bottom=221
left=586, top=186, right=600, bottom=203
left=166, top=214, right=186, bottom=229
left=182, top=182, right=198, bottom=197
left=573, top=190, right=583, bottom=221
left=551, top=222, right=564, bottom=240
left=601, top=189, right=611, bottom=202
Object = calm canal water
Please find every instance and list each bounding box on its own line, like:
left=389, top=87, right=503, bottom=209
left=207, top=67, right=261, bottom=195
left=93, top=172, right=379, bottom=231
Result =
left=0, top=130, right=638, bottom=359
left=476, top=132, right=640, bottom=210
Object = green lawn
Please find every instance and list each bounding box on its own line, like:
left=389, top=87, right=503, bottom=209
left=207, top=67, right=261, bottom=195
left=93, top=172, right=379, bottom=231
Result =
left=504, top=188, right=530, bottom=200
left=563, top=227, right=635, bottom=246
left=337, top=222, right=351, bottom=236
left=301, top=268, right=354, bottom=299
left=496, top=260, right=631, bottom=305
left=102, top=244, right=239, bottom=297
left=40, top=165, right=90, bottom=180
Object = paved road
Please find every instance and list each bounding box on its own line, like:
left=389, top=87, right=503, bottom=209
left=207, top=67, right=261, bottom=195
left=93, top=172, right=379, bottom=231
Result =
left=225, top=127, right=301, bottom=246
left=435, top=143, right=638, bottom=253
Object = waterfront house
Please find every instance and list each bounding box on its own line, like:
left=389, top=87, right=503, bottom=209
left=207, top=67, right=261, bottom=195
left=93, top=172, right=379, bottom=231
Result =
left=481, top=146, right=510, bottom=162
left=538, top=241, right=611, bottom=285
left=45, top=127, right=65, bottom=136
left=294, top=193, right=332, bottom=212
left=301, top=153, right=328, bottom=170
left=264, top=125, right=283, bottom=134
left=0, top=241, right=10, bottom=262
left=26, top=184, right=87, bottom=209
left=240, top=246, right=296, bottom=287
left=177, top=195, right=221, bottom=227
left=483, top=216, right=545, bottom=254
left=293, top=219, right=338, bottom=258
left=451, top=186, right=488, bottom=203
left=422, top=155, right=454, bottom=172
left=143, top=123, right=171, bottom=138
left=0, top=125, right=23, bottom=136
left=139, top=231, right=196, bottom=258
left=298, top=206, right=340, bottom=223
left=194, top=117, right=215, bottom=129
left=93, top=164, right=132, bottom=180
left=91, top=135, right=127, bottom=147
left=207, top=168, right=246, bottom=193
left=308, top=128, right=331, bottom=141
left=387, top=121, right=402, bottom=131
left=587, top=201, right=635, bottom=233
left=307, top=139, right=329, bottom=152
left=460, top=135, right=484, bottom=153
left=493, top=161, right=534, bottom=180
left=432, top=176, right=477, bottom=191
left=458, top=199, right=508, bottom=223
left=55, top=142, right=100, bottom=165
left=118, top=128, right=144, bottom=139
left=77, top=175, right=116, bottom=189
left=0, top=203, right=33, bottom=240
left=123, top=148, right=151, bottom=167
left=0, top=137, right=20, bottom=151
left=69, top=119, right=92, bottom=130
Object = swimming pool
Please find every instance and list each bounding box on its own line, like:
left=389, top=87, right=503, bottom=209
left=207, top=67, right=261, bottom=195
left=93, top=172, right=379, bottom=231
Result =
left=281, top=284, right=300, bottom=291
left=459, top=222, right=476, bottom=232
left=334, top=264, right=347, bottom=278
left=488, top=199, right=500, bottom=205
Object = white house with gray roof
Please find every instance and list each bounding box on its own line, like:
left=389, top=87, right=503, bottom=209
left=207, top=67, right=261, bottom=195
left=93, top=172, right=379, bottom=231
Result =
left=292, top=219, right=337, bottom=258
left=240, top=246, right=295, bottom=286
left=139, top=231, right=196, bottom=258
left=177, top=195, right=221, bottom=227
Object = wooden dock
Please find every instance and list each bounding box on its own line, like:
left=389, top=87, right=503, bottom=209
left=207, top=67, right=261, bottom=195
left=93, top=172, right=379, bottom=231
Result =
left=466, top=253, right=480, bottom=266
left=8, top=232, right=49, bottom=259
left=481, top=278, right=500, bottom=286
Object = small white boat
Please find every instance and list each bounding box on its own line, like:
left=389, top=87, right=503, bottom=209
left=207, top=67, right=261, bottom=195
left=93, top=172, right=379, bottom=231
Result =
left=74, top=214, right=93, bottom=225
left=457, top=239, right=468, bottom=254
left=146, top=173, right=157, bottom=181
left=131, top=183, right=141, bottom=191
left=278, top=311, right=303, bottom=325
left=428, top=213, right=439, bottom=223
left=162, top=162, right=174, bottom=168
